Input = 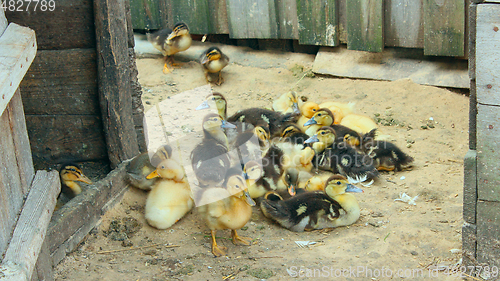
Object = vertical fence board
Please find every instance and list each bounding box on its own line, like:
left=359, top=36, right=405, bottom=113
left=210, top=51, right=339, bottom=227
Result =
left=476, top=201, right=500, bottom=267
left=297, top=0, right=337, bottom=46
left=384, top=0, right=424, bottom=48
left=346, top=0, right=383, bottom=52
left=130, top=0, right=169, bottom=30
left=173, top=0, right=211, bottom=34
left=207, top=0, right=230, bottom=34
left=226, top=0, right=278, bottom=38
left=423, top=0, right=465, bottom=56
left=276, top=0, right=299, bottom=39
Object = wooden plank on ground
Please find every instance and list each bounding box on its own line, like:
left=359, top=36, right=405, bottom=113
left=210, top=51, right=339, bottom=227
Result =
left=207, top=0, right=230, bottom=34
left=423, top=0, right=465, bottom=56
left=346, top=0, right=384, bottom=52
left=226, top=0, right=278, bottom=39
left=276, top=0, right=299, bottom=39
left=172, top=0, right=211, bottom=34
left=95, top=0, right=140, bottom=168
left=0, top=23, right=37, bottom=116
left=25, top=115, right=108, bottom=165
left=297, top=0, right=337, bottom=46
left=0, top=170, right=60, bottom=281
left=476, top=200, right=500, bottom=267
left=5, top=0, right=95, bottom=50
left=19, top=49, right=99, bottom=116
left=6, top=90, right=35, bottom=195
left=384, top=0, right=424, bottom=48
left=475, top=4, right=500, bottom=106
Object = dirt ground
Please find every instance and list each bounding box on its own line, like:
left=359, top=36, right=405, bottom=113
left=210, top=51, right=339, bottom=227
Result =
left=54, top=40, right=469, bottom=280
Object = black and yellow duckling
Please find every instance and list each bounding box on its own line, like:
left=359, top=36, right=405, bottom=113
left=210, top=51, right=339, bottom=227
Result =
left=56, top=163, right=93, bottom=209
left=272, top=91, right=302, bottom=114
left=228, top=107, right=298, bottom=137
left=126, top=144, right=173, bottom=191
left=147, top=22, right=192, bottom=73
left=200, top=47, right=229, bottom=86
left=360, top=131, right=414, bottom=171
left=244, top=145, right=284, bottom=198
left=280, top=123, right=310, bottom=147
left=196, top=92, right=228, bottom=120
left=303, top=108, right=361, bottom=143
left=318, top=101, right=355, bottom=124
left=305, top=127, right=379, bottom=180
left=232, top=125, right=270, bottom=165
left=197, top=168, right=255, bottom=257
left=260, top=175, right=362, bottom=232
left=144, top=159, right=193, bottom=229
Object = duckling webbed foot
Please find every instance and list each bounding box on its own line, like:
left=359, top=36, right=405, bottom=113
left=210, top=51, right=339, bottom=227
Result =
left=215, top=72, right=224, bottom=86
left=163, top=56, right=175, bottom=73
left=211, top=230, right=227, bottom=257
left=231, top=230, right=252, bottom=246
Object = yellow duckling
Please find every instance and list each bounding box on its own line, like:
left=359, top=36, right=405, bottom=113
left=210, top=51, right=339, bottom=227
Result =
left=126, top=144, right=173, bottom=191
left=198, top=168, right=256, bottom=257
left=272, top=91, right=302, bottom=114
left=303, top=173, right=332, bottom=192
left=296, top=101, right=320, bottom=131
left=56, top=163, right=93, bottom=209
left=145, top=159, right=193, bottom=229
left=200, top=47, right=229, bottom=85
left=318, top=101, right=355, bottom=124
left=260, top=175, right=362, bottom=232
left=303, top=108, right=335, bottom=136
left=339, top=113, right=379, bottom=135
left=147, top=22, right=192, bottom=73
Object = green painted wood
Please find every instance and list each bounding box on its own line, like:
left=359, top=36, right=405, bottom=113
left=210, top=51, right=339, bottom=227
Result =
left=276, top=0, right=299, bottom=39
left=346, top=0, right=383, bottom=52
left=423, top=0, right=465, bottom=56
left=172, top=0, right=211, bottom=34
left=207, top=0, right=230, bottom=34
left=297, top=0, right=337, bottom=46
left=130, top=0, right=168, bottom=30
left=226, top=0, right=278, bottom=39
left=384, top=0, right=424, bottom=48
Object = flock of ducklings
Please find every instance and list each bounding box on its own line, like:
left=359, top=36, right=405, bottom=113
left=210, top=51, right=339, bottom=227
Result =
left=57, top=22, right=415, bottom=257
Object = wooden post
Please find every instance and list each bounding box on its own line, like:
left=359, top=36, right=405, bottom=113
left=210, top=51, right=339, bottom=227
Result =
left=297, top=0, right=338, bottom=46
left=346, top=0, right=384, bottom=52
left=94, top=0, right=140, bottom=168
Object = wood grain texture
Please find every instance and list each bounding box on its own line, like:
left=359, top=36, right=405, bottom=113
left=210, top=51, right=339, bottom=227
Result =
left=276, top=0, right=299, bottom=39
left=297, top=0, right=337, bottom=46
left=463, top=150, right=477, bottom=224
left=5, top=0, right=95, bottom=50
left=423, top=0, right=465, bottom=56
left=25, top=115, right=108, bottom=165
left=129, top=49, right=147, bottom=153
left=475, top=4, right=500, bottom=106
left=172, top=0, right=211, bottom=34
left=208, top=0, right=230, bottom=34
left=130, top=0, right=169, bottom=29
left=6, top=90, right=35, bottom=194
left=0, top=23, right=37, bottom=116
left=476, top=200, right=500, bottom=267
left=0, top=170, right=60, bottom=281
left=462, top=222, right=477, bottom=267
left=226, top=0, right=278, bottom=39
left=95, top=0, right=140, bottom=168
left=19, top=49, right=99, bottom=116
left=476, top=104, right=500, bottom=202
left=31, top=239, right=54, bottom=281
left=346, top=0, right=384, bottom=52
left=384, top=0, right=424, bottom=48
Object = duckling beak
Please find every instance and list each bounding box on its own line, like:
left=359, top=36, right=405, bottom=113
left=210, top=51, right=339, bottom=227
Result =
left=243, top=172, right=249, bottom=180
left=78, top=174, right=93, bottom=185
left=292, top=102, right=300, bottom=114
left=243, top=190, right=256, bottom=206
left=166, top=31, right=178, bottom=41
left=200, top=55, right=210, bottom=65
left=303, top=117, right=317, bottom=127
left=304, top=134, right=319, bottom=144
left=196, top=100, right=210, bottom=110
left=146, top=170, right=160, bottom=179
left=288, top=184, right=296, bottom=196
left=221, top=120, right=236, bottom=129
left=346, top=184, right=364, bottom=193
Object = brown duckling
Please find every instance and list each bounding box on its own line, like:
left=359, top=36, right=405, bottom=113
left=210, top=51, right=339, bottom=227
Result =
left=56, top=163, right=93, bottom=209
left=147, top=22, right=192, bottom=73
left=200, top=47, right=229, bottom=85
left=360, top=130, right=414, bottom=171
left=126, top=144, right=173, bottom=191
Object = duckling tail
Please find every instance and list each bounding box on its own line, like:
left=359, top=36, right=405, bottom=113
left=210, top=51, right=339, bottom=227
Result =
left=260, top=200, right=291, bottom=226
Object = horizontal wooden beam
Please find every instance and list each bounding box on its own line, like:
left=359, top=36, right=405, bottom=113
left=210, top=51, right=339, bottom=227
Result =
left=0, top=23, right=36, bottom=116
left=0, top=170, right=60, bottom=281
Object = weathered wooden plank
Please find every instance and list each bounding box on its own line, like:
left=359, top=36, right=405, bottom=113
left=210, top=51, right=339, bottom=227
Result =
left=476, top=200, right=500, bottom=267
left=462, top=222, right=477, bottom=267
left=0, top=170, right=60, bottom=281
left=95, top=0, right=140, bottom=168
left=19, top=49, right=99, bottom=116
left=476, top=104, right=500, bottom=202
left=297, top=0, right=337, bottom=46
left=0, top=23, right=37, bottom=116
left=5, top=0, right=95, bottom=50
left=25, top=115, right=108, bottom=165
left=207, top=0, right=230, bottom=34
left=276, top=0, right=299, bottom=39
left=338, top=0, right=347, bottom=43
left=226, top=0, right=278, bottom=39
left=423, top=0, right=465, bottom=56
left=125, top=0, right=135, bottom=48
left=31, top=239, right=54, bottom=281
left=0, top=8, right=7, bottom=36
left=172, top=0, right=211, bottom=34
left=129, top=0, right=169, bottom=30
left=346, top=0, right=383, bottom=52
left=384, top=0, right=424, bottom=48
left=475, top=4, right=500, bottom=106
left=6, top=90, right=35, bottom=195
left=469, top=79, right=477, bottom=150
left=48, top=163, right=128, bottom=265
left=463, top=150, right=477, bottom=224
left=129, top=48, right=147, bottom=153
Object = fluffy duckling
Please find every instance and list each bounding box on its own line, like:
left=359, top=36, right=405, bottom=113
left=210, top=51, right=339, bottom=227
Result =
left=196, top=92, right=228, bottom=120
left=303, top=173, right=333, bottom=192
left=280, top=124, right=310, bottom=147
left=147, top=22, right=192, bottom=73
left=145, top=159, right=193, bottom=229
left=232, top=125, right=270, bottom=165
left=228, top=108, right=298, bottom=137
left=56, top=163, right=93, bottom=209
left=339, top=113, right=379, bottom=135
left=272, top=91, right=302, bottom=114
left=319, top=101, right=355, bottom=124
left=360, top=132, right=414, bottom=171
left=305, top=127, right=379, bottom=180
left=303, top=108, right=361, bottom=142
left=126, top=144, right=173, bottom=191
left=200, top=47, right=229, bottom=86
left=197, top=169, right=255, bottom=257
left=296, top=101, right=320, bottom=131
left=260, top=175, right=362, bottom=232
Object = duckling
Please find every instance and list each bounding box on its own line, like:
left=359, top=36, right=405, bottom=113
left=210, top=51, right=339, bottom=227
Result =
left=296, top=101, right=320, bottom=130
left=197, top=169, right=255, bottom=257
left=280, top=124, right=310, bottom=147
left=360, top=132, right=414, bottom=171
left=56, top=163, right=93, bottom=209
left=144, top=159, right=193, bottom=229
left=260, top=175, right=362, bottom=232
left=272, top=91, right=302, bottom=114
left=126, top=144, right=173, bottom=191
left=303, top=173, right=333, bottom=192
left=232, top=125, right=270, bottom=166
left=318, top=101, right=355, bottom=124
left=339, top=113, right=378, bottom=135
left=305, top=127, right=379, bottom=180
left=196, top=92, right=228, bottom=120
left=228, top=108, right=298, bottom=138
left=147, top=22, right=192, bottom=73
left=244, top=145, right=284, bottom=198
left=303, top=108, right=361, bottom=142
left=200, top=47, right=229, bottom=86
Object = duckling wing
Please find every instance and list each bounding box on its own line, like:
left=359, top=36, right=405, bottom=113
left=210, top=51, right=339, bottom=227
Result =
left=334, top=145, right=379, bottom=179
left=366, top=141, right=414, bottom=171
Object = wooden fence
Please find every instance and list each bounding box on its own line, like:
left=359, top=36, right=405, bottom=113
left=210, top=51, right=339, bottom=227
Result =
left=130, top=0, right=466, bottom=57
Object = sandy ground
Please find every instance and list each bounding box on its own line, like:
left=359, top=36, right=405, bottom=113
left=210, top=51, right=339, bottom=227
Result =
left=54, top=40, right=469, bottom=280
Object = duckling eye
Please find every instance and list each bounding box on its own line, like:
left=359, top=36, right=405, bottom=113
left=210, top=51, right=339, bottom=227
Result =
left=211, top=97, right=216, bottom=101
left=312, top=109, right=316, bottom=112
left=321, top=131, right=325, bottom=135
left=336, top=181, right=341, bottom=185
left=318, top=114, right=322, bottom=116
